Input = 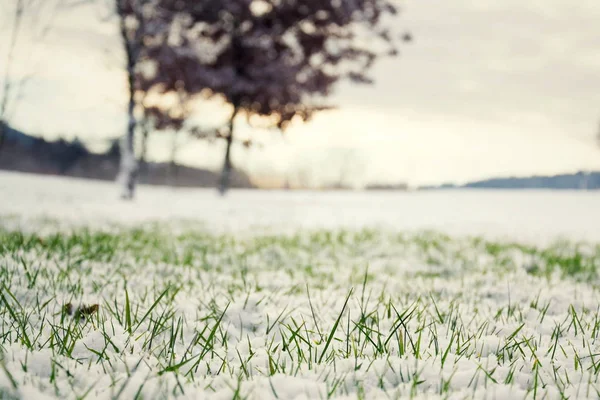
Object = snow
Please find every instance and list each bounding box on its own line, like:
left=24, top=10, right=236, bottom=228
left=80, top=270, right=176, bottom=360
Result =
left=1, top=171, right=600, bottom=399
left=1, top=171, right=599, bottom=243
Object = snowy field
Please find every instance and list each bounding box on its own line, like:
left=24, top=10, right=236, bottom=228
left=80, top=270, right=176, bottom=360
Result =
left=1, top=172, right=600, bottom=243
left=1, top=171, right=600, bottom=399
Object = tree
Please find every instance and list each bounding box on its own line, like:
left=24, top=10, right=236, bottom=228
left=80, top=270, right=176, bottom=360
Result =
left=112, top=0, right=147, bottom=199
left=153, top=0, right=408, bottom=194
left=112, top=0, right=203, bottom=198
left=0, top=0, right=76, bottom=154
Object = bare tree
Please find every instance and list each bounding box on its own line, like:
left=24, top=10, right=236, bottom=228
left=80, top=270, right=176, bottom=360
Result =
left=0, top=0, right=69, bottom=153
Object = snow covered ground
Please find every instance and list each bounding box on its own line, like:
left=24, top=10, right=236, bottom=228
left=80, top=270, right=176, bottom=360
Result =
left=1, top=171, right=600, bottom=399
left=1, top=171, right=599, bottom=243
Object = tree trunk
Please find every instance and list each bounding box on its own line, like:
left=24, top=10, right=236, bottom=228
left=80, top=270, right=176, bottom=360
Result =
left=119, top=112, right=137, bottom=200
left=219, top=28, right=242, bottom=196
left=138, top=120, right=149, bottom=183
left=219, top=107, right=238, bottom=195
left=118, top=66, right=138, bottom=199
left=116, top=0, right=139, bottom=200
left=168, top=129, right=179, bottom=187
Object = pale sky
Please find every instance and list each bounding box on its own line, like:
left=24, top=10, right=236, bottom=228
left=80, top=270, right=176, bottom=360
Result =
left=1, top=0, right=600, bottom=187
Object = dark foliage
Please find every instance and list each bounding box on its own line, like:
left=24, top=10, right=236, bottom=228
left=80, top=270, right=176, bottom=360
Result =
left=115, top=0, right=408, bottom=193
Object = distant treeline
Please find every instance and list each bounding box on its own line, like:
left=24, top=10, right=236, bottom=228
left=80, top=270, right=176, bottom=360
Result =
left=0, top=126, right=254, bottom=188
left=365, top=183, right=409, bottom=191
left=420, top=172, right=600, bottom=190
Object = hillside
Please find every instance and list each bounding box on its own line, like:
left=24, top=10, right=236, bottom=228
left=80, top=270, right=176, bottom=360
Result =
left=419, top=171, right=600, bottom=190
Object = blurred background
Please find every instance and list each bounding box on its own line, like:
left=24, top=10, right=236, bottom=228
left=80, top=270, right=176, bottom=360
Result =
left=1, top=0, right=599, bottom=199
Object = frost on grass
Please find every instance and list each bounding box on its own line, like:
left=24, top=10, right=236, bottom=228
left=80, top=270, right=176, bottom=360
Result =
left=1, top=225, right=600, bottom=399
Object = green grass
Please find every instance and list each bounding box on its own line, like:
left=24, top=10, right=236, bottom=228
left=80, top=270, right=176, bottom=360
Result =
left=0, top=223, right=599, bottom=399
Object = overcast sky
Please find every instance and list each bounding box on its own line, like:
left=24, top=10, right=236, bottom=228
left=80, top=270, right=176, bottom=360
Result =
left=1, top=0, right=600, bottom=187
